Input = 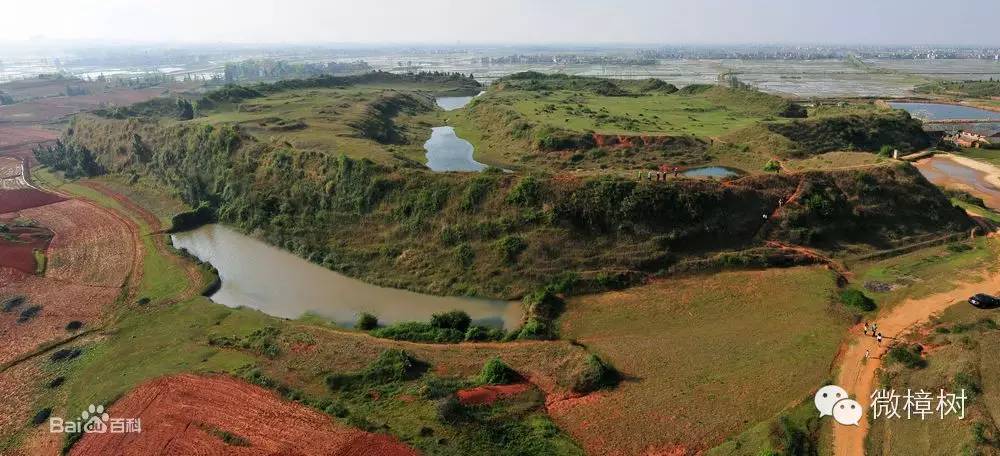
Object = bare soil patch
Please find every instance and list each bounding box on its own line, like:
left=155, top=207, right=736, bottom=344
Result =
left=457, top=383, right=532, bottom=406
left=0, top=189, right=64, bottom=213
left=70, top=373, right=420, bottom=456
left=0, top=88, right=164, bottom=124
left=0, top=218, right=52, bottom=274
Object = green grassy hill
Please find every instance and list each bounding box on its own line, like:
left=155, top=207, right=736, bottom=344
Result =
left=54, top=105, right=970, bottom=299
left=452, top=72, right=930, bottom=172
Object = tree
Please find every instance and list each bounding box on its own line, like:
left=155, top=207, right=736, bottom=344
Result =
left=176, top=98, right=194, bottom=120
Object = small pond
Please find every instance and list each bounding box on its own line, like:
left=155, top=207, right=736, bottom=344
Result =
left=888, top=102, right=1000, bottom=121
left=171, top=224, right=522, bottom=329
left=423, top=126, right=488, bottom=172
left=682, top=166, right=741, bottom=178
left=435, top=91, right=485, bottom=111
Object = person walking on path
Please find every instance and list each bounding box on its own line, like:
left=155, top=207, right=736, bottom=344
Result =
left=865, top=349, right=870, bottom=359
left=877, top=333, right=883, bottom=345
left=863, top=322, right=869, bottom=336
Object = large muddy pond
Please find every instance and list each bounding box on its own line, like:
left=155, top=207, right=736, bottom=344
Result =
left=423, top=126, right=488, bottom=172
left=171, top=224, right=522, bottom=329
left=888, top=102, right=1000, bottom=121
left=435, top=95, right=476, bottom=111
left=915, top=156, right=1000, bottom=209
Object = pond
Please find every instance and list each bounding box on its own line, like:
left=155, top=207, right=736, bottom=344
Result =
left=682, top=166, right=741, bottom=178
left=914, top=156, right=1000, bottom=209
left=435, top=91, right=485, bottom=111
left=423, top=126, right=488, bottom=172
left=888, top=102, right=1000, bottom=121
left=171, top=224, right=522, bottom=329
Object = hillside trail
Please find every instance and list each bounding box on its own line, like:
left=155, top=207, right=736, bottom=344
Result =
left=832, top=260, right=1000, bottom=456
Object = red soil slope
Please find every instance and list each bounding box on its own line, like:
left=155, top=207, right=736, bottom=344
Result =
left=71, top=374, right=420, bottom=456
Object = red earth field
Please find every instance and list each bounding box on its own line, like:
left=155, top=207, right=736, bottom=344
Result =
left=19, top=199, right=136, bottom=288
left=0, top=188, right=65, bottom=213
left=71, top=374, right=420, bottom=456
left=0, top=218, right=52, bottom=274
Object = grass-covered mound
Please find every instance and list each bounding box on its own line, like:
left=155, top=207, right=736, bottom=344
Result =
left=765, top=110, right=930, bottom=156
left=57, top=112, right=970, bottom=299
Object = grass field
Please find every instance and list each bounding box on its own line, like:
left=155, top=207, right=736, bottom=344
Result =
left=955, top=148, right=1000, bottom=168
left=556, top=266, right=851, bottom=455
left=195, top=85, right=441, bottom=165
left=853, top=237, right=1000, bottom=312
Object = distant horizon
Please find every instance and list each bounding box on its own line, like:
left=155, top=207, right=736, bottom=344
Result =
left=3, top=0, right=1000, bottom=49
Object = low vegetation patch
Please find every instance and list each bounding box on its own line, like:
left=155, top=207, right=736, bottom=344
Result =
left=839, top=288, right=876, bottom=312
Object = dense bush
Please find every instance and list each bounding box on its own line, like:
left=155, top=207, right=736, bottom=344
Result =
left=886, top=344, right=926, bottom=369
left=208, top=326, right=282, bottom=358
left=839, top=289, right=876, bottom=312
left=1, top=295, right=25, bottom=312
left=571, top=354, right=620, bottom=393
left=34, top=140, right=103, bottom=179
left=494, top=235, right=527, bottom=263
left=169, top=202, right=217, bottom=232
left=326, top=349, right=427, bottom=390
left=522, top=289, right=565, bottom=320
left=17, top=305, right=42, bottom=323
left=766, top=111, right=930, bottom=156
left=355, top=312, right=378, bottom=330
left=479, top=356, right=519, bottom=385
left=371, top=321, right=464, bottom=343
left=430, top=310, right=472, bottom=333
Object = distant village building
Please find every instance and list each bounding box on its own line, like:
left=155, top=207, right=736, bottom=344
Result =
left=947, top=130, right=992, bottom=148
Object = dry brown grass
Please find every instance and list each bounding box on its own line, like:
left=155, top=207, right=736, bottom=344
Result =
left=555, top=266, right=850, bottom=455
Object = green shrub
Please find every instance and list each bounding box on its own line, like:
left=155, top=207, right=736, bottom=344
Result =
left=953, top=372, right=982, bottom=400
left=1, top=295, right=25, bottom=312
left=65, top=321, right=83, bottom=331
left=886, top=344, right=926, bottom=369
left=371, top=322, right=464, bottom=343
left=430, top=310, right=472, bottom=332
left=436, top=395, right=465, bottom=424
left=763, top=160, right=782, bottom=172
left=421, top=376, right=465, bottom=399
left=479, top=356, right=519, bottom=385
left=522, top=289, right=565, bottom=320
left=494, top=235, right=527, bottom=263
left=572, top=354, right=620, bottom=393
left=516, top=318, right=551, bottom=340
left=453, top=242, right=475, bottom=267
left=31, top=408, right=52, bottom=426
left=839, top=289, right=876, bottom=312
left=355, top=313, right=378, bottom=331
left=507, top=176, right=542, bottom=207
left=17, top=305, right=42, bottom=323
left=169, top=201, right=217, bottom=232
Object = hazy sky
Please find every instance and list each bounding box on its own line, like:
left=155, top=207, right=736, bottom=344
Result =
left=3, top=0, right=999, bottom=46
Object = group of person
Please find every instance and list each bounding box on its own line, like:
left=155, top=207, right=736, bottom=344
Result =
left=640, top=166, right=682, bottom=181
left=862, top=321, right=884, bottom=359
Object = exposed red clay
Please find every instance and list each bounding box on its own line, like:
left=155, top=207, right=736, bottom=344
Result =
left=456, top=382, right=532, bottom=406
left=70, top=374, right=421, bottom=456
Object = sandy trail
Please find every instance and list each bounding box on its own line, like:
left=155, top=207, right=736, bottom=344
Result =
left=832, top=268, right=1000, bottom=456
left=936, top=153, right=1000, bottom=189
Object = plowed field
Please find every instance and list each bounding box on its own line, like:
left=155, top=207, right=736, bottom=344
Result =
left=71, top=374, right=420, bottom=456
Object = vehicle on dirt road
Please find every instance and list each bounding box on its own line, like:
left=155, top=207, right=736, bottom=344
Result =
left=969, top=293, right=1000, bottom=309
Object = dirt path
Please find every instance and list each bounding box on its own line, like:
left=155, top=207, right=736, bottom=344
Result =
left=832, top=268, right=1000, bottom=456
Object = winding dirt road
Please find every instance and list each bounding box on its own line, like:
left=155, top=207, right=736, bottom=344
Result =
left=832, top=267, right=1000, bottom=456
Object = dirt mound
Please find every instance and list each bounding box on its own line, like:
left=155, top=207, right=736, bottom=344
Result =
left=0, top=189, right=64, bottom=213
left=456, top=383, right=531, bottom=406
left=70, top=374, right=420, bottom=456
